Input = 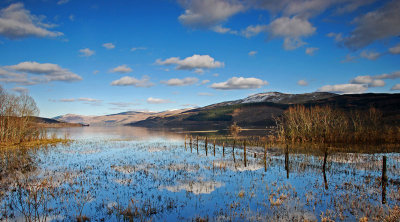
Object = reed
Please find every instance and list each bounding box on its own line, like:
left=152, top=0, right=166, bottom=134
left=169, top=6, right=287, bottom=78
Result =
left=275, top=105, right=400, bottom=144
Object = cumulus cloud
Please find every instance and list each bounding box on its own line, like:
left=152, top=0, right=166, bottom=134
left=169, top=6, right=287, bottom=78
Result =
left=297, top=79, right=308, bottom=86
left=268, top=17, right=316, bottom=50
left=156, top=54, right=224, bottom=70
left=4, top=61, right=82, bottom=84
left=374, top=71, right=400, bottom=80
left=210, top=77, right=268, bottom=90
left=0, top=3, right=63, bottom=39
left=211, top=25, right=237, bottom=34
left=102, top=43, right=115, bottom=49
left=391, top=84, right=400, bottom=91
left=389, top=43, right=400, bottom=54
left=161, top=77, right=198, bottom=86
left=350, top=75, right=385, bottom=87
left=241, top=25, right=268, bottom=38
left=110, top=65, right=132, bottom=73
left=360, top=50, right=380, bottom=60
left=349, top=71, right=400, bottom=89
left=344, top=0, right=400, bottom=50
left=178, top=0, right=244, bottom=28
left=268, top=17, right=316, bottom=38
left=147, top=97, right=172, bottom=104
left=79, top=48, right=95, bottom=57
left=110, top=76, right=154, bottom=87
left=317, top=84, right=367, bottom=94
left=248, top=51, right=257, bottom=56
left=305, top=47, right=319, bottom=55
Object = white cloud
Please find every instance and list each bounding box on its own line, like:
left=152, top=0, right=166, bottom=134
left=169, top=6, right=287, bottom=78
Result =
left=248, top=51, right=257, bottom=56
left=241, top=25, right=268, bottom=38
left=156, top=54, right=224, bottom=70
left=374, top=71, right=400, bottom=80
left=147, top=97, right=172, bottom=104
left=253, top=0, right=371, bottom=19
left=131, top=47, right=147, bottom=51
left=360, top=50, right=380, bottom=60
left=79, top=48, right=95, bottom=57
left=391, top=84, right=400, bottom=91
left=268, top=17, right=316, bottom=50
left=102, top=43, right=115, bottom=49
left=178, top=0, right=244, bottom=28
left=200, top=79, right=210, bottom=85
left=194, top=68, right=204, bottom=74
left=350, top=75, right=385, bottom=87
left=305, top=47, right=319, bottom=55
left=211, top=77, right=268, bottom=90
left=12, top=87, right=28, bottom=94
left=268, top=17, right=316, bottom=38
left=283, top=37, right=306, bottom=50
left=198, top=92, right=213, bottom=96
left=211, top=25, right=237, bottom=34
left=161, top=77, right=198, bottom=86
left=68, top=14, right=75, bottom=21
left=349, top=71, right=400, bottom=88
left=297, top=79, right=308, bottom=86
left=389, top=43, right=400, bottom=54
left=344, top=0, right=400, bottom=50
left=110, top=65, right=132, bottom=73
left=0, top=3, right=63, bottom=39
left=317, top=83, right=367, bottom=94
left=5, top=61, right=82, bottom=83
left=110, top=76, right=154, bottom=87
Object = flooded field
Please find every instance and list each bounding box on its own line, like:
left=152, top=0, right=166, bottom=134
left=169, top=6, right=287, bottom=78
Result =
left=1, top=127, right=399, bottom=221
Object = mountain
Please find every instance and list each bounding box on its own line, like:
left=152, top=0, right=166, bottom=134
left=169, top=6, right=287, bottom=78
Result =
left=54, top=109, right=192, bottom=126
left=31, top=116, right=85, bottom=127
left=129, top=92, right=400, bottom=129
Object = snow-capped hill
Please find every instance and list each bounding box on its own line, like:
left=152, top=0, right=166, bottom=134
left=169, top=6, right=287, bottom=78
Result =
left=241, top=92, right=287, bottom=104
left=206, top=92, right=337, bottom=108
left=238, top=92, right=336, bottom=104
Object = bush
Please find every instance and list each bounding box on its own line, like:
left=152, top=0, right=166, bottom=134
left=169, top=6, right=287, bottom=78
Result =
left=0, top=86, right=42, bottom=143
left=275, top=105, right=399, bottom=144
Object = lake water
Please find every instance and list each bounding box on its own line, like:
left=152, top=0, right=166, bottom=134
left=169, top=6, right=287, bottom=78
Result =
left=1, top=126, right=399, bottom=221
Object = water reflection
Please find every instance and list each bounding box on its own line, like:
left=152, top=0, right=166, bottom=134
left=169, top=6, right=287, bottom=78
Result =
left=0, top=126, right=399, bottom=221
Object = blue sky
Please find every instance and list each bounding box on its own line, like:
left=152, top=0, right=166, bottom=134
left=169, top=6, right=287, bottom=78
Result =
left=0, top=0, right=399, bottom=117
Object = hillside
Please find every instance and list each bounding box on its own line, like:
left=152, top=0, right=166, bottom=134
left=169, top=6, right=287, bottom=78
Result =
left=129, top=92, right=400, bottom=129
left=54, top=109, right=192, bottom=126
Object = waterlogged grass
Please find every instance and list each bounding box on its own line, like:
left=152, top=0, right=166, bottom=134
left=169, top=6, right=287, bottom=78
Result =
left=0, top=127, right=399, bottom=221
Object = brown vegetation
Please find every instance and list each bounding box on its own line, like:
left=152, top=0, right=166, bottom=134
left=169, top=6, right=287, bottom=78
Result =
left=275, top=105, right=400, bottom=144
left=0, top=86, right=70, bottom=146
